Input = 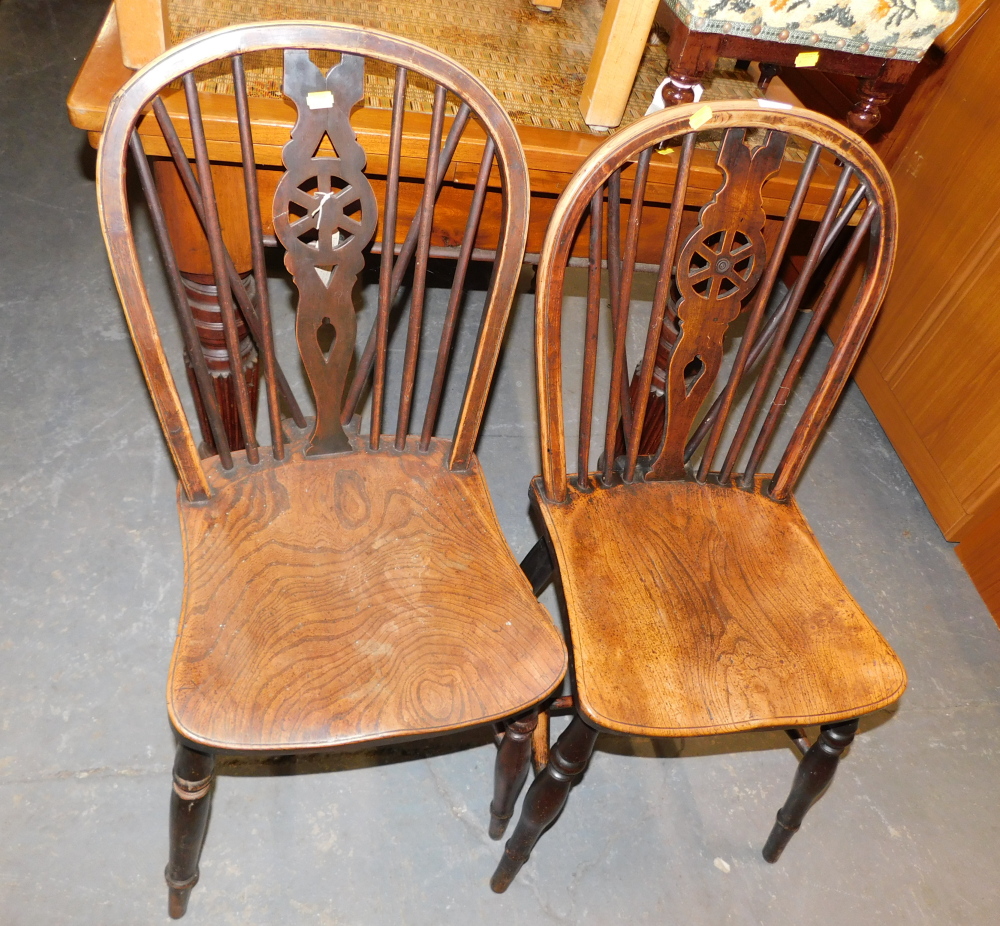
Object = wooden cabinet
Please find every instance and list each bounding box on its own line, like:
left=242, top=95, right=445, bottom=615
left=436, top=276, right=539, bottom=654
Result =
left=840, top=2, right=1000, bottom=622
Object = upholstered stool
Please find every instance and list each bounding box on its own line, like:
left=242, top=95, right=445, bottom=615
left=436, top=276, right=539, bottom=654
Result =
left=580, top=0, right=958, bottom=130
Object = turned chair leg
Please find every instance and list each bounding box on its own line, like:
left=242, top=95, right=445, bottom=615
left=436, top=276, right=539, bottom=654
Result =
left=491, top=713, right=599, bottom=893
left=166, top=744, right=216, bottom=919
left=762, top=718, right=858, bottom=863
left=490, top=709, right=539, bottom=839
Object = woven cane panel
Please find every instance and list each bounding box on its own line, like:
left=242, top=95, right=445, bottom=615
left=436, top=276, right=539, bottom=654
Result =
left=168, top=0, right=760, bottom=134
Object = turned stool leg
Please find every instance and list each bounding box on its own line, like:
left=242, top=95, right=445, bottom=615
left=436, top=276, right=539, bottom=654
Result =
left=491, top=713, right=599, bottom=892
left=490, top=709, right=539, bottom=839
left=662, top=63, right=702, bottom=106
left=166, top=745, right=216, bottom=918
left=762, top=718, right=858, bottom=863
left=848, top=78, right=899, bottom=136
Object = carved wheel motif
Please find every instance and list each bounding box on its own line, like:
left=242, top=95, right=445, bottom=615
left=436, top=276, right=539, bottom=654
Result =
left=284, top=168, right=375, bottom=266
left=678, top=227, right=766, bottom=304
left=272, top=50, right=379, bottom=456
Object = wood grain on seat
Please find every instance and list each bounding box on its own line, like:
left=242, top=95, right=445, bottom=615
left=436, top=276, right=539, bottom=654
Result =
left=535, top=475, right=905, bottom=738
left=168, top=427, right=567, bottom=752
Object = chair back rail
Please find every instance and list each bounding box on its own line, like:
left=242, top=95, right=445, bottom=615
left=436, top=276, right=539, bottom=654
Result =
left=97, top=21, right=530, bottom=501
left=536, top=102, right=896, bottom=504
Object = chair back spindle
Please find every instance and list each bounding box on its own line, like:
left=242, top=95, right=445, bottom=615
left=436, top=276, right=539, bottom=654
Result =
left=536, top=102, right=896, bottom=505
left=96, top=23, right=530, bottom=500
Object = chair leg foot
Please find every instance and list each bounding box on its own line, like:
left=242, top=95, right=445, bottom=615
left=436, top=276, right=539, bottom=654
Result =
left=490, top=713, right=598, bottom=892
left=489, top=710, right=538, bottom=840
left=166, top=744, right=216, bottom=918
left=762, top=718, right=858, bottom=863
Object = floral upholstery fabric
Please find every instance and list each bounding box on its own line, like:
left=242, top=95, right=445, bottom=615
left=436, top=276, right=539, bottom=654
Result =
left=663, top=0, right=959, bottom=61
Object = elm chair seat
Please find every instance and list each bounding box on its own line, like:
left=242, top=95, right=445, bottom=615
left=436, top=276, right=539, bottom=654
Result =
left=533, top=475, right=905, bottom=738
left=171, top=434, right=566, bottom=752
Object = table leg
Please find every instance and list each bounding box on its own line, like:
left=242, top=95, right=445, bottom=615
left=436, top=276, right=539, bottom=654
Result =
left=153, top=159, right=261, bottom=455
left=579, top=0, right=660, bottom=129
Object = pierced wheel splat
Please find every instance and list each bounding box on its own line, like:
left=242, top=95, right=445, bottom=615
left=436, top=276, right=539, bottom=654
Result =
left=273, top=50, right=378, bottom=455
left=648, top=128, right=786, bottom=481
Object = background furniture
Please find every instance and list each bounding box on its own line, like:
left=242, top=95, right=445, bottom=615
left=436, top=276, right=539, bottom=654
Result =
left=580, top=0, right=958, bottom=130
left=825, top=0, right=1000, bottom=625
left=489, top=101, right=906, bottom=890
left=71, top=1, right=846, bottom=453
left=97, top=22, right=566, bottom=916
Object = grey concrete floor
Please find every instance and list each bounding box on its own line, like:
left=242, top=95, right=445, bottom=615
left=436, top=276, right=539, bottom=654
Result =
left=3, top=1, right=1000, bottom=923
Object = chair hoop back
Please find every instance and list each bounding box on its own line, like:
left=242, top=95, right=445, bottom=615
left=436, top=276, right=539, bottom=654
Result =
left=535, top=101, right=896, bottom=504
left=97, top=21, right=530, bottom=500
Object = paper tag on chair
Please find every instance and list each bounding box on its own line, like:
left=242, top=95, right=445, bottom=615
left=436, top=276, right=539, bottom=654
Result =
left=306, top=90, right=335, bottom=109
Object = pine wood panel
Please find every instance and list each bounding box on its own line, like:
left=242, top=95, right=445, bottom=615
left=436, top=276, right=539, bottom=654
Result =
left=170, top=430, right=567, bottom=751
left=535, top=477, right=906, bottom=737
left=114, top=0, right=169, bottom=69
left=829, top=3, right=1000, bottom=556
left=579, top=0, right=659, bottom=128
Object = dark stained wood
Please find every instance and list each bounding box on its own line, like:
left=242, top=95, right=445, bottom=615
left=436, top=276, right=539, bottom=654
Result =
left=183, top=71, right=260, bottom=465
left=622, top=129, right=697, bottom=480
left=694, top=141, right=821, bottom=484
left=232, top=54, right=284, bottom=461
left=129, top=132, right=234, bottom=468
left=490, top=709, right=539, bottom=839
left=658, top=11, right=919, bottom=135
left=273, top=50, right=378, bottom=457
left=420, top=137, right=497, bottom=450
left=535, top=103, right=896, bottom=502
left=646, top=128, right=785, bottom=481
left=491, top=714, right=599, bottom=893
left=396, top=84, right=447, bottom=451
left=368, top=67, right=408, bottom=452
left=716, top=162, right=855, bottom=486
left=94, top=22, right=562, bottom=914
left=166, top=745, right=215, bottom=919
left=519, top=537, right=555, bottom=598
left=684, top=182, right=867, bottom=466
left=762, top=719, right=859, bottom=863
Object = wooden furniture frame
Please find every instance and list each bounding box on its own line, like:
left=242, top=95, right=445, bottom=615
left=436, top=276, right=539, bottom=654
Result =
left=96, top=21, right=567, bottom=916
left=580, top=0, right=920, bottom=130
left=821, top=0, right=1000, bottom=626
left=488, top=101, right=907, bottom=891
left=72, top=3, right=853, bottom=452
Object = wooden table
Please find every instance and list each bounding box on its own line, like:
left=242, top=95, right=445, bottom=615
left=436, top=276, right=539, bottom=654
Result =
left=69, top=4, right=847, bottom=259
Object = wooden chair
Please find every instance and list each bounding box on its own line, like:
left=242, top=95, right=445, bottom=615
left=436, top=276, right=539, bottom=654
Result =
left=95, top=21, right=567, bottom=917
left=489, top=100, right=906, bottom=891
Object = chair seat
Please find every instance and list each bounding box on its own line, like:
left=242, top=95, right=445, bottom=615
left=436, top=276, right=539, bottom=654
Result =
left=662, top=0, right=957, bottom=61
left=535, top=475, right=906, bottom=737
left=167, top=432, right=567, bottom=752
